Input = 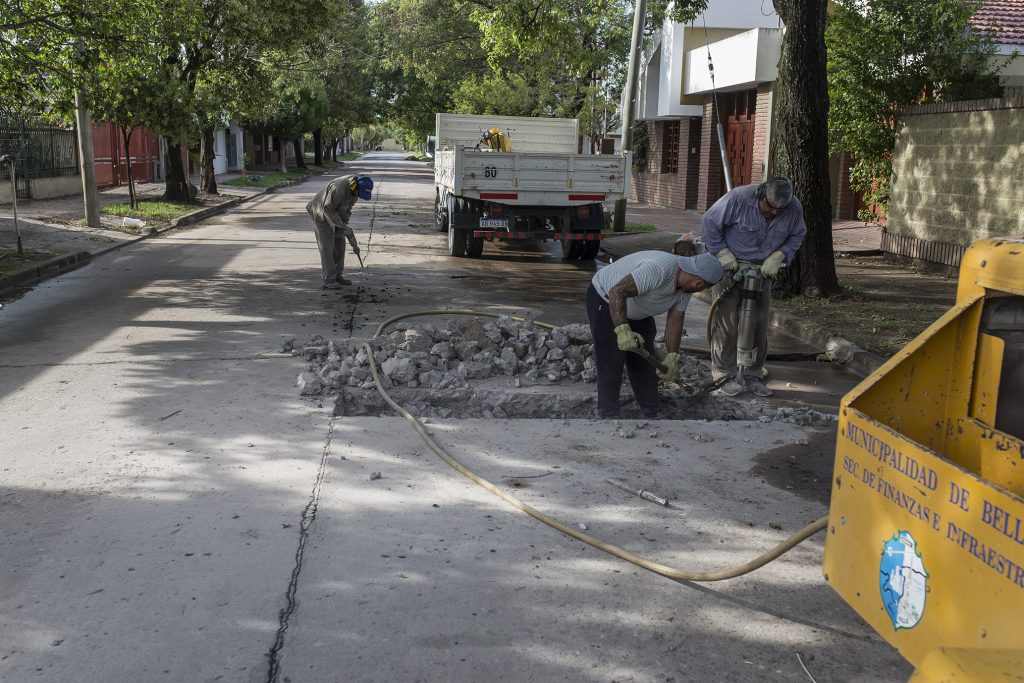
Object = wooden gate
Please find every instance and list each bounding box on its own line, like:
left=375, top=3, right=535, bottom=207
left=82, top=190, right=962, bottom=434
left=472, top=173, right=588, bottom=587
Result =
left=718, top=89, right=758, bottom=196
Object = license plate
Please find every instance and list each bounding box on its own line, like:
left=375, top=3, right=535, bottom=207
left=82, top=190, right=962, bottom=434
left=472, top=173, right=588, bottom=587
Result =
left=479, top=218, right=509, bottom=229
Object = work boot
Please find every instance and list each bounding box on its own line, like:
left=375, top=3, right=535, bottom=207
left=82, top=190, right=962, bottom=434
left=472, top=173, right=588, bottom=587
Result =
left=336, top=276, right=352, bottom=285
left=747, top=378, right=774, bottom=397
left=322, top=281, right=343, bottom=290
left=716, top=380, right=745, bottom=397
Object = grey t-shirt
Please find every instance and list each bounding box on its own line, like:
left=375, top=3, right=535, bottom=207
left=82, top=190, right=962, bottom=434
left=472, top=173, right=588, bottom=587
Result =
left=591, top=251, right=690, bottom=319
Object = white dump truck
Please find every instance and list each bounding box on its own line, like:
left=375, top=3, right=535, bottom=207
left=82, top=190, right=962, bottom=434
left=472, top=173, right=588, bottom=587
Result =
left=433, top=113, right=631, bottom=260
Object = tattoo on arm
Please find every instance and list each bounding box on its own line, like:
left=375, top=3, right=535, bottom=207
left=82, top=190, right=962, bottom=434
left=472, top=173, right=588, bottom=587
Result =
left=608, top=275, right=639, bottom=326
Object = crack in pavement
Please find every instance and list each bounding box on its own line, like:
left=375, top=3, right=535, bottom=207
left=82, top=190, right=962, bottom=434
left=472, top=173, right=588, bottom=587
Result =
left=266, top=417, right=336, bottom=682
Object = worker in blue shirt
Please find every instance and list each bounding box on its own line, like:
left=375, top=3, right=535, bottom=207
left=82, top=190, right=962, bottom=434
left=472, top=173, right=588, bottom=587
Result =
left=701, top=177, right=806, bottom=397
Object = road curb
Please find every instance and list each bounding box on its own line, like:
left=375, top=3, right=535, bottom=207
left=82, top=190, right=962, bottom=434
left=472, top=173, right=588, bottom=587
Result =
left=768, top=308, right=887, bottom=377
left=0, top=169, right=332, bottom=296
left=0, top=250, right=94, bottom=293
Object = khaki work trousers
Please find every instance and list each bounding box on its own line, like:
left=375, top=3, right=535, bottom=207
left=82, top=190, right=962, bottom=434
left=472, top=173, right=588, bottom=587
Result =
left=310, top=216, right=347, bottom=285
left=709, top=279, right=771, bottom=381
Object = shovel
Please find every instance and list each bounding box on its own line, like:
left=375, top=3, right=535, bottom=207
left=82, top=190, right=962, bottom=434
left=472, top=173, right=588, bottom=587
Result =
left=630, top=345, right=668, bottom=375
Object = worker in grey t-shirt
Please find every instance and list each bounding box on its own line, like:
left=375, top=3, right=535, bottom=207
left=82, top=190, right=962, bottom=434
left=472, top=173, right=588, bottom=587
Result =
left=586, top=251, right=724, bottom=419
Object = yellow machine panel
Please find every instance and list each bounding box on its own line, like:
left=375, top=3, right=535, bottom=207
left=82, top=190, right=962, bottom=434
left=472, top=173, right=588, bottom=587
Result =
left=823, top=238, right=1024, bottom=674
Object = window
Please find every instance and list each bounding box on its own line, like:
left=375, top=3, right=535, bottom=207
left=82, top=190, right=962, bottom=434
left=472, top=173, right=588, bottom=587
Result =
left=661, top=120, right=680, bottom=173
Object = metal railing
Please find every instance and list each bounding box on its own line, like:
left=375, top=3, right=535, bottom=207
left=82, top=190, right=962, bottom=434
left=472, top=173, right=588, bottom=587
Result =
left=0, top=116, right=79, bottom=198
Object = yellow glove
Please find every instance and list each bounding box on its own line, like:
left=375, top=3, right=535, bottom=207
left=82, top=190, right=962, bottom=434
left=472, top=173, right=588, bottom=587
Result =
left=613, top=324, right=643, bottom=352
left=716, top=248, right=738, bottom=272
left=657, top=352, right=680, bottom=382
left=761, top=250, right=786, bottom=278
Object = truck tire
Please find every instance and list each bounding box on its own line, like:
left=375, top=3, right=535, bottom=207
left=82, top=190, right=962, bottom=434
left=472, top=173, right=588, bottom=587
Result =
left=435, top=192, right=449, bottom=233
left=582, top=237, right=601, bottom=260
left=448, top=226, right=467, bottom=256
left=561, top=237, right=584, bottom=260
left=466, top=234, right=484, bottom=257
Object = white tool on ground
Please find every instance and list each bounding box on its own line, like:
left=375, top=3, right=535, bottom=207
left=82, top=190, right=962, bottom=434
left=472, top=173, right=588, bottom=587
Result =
left=604, top=477, right=669, bottom=506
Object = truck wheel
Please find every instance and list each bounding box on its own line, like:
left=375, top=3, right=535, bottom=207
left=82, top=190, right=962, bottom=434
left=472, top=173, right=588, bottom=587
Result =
left=448, top=225, right=467, bottom=257
left=561, top=238, right=584, bottom=260
left=582, top=237, right=601, bottom=260
left=435, top=195, right=449, bottom=233
left=466, top=233, right=484, bottom=257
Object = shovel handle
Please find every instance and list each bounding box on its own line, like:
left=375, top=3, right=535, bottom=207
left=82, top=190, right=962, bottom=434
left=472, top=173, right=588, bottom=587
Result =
left=632, top=347, right=668, bottom=375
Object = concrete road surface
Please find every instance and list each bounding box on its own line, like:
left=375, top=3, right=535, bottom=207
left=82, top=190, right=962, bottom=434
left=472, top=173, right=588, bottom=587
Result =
left=0, top=153, right=911, bottom=681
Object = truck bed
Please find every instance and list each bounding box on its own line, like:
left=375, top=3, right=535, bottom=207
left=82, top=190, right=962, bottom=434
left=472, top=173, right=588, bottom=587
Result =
left=435, top=149, right=630, bottom=207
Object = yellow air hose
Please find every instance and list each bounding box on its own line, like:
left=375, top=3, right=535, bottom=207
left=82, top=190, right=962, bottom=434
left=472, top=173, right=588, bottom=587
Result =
left=363, top=309, right=828, bottom=582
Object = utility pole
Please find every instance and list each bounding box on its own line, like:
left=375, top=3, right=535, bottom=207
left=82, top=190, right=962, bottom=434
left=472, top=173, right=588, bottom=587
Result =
left=75, top=90, right=101, bottom=228
left=612, top=0, right=647, bottom=232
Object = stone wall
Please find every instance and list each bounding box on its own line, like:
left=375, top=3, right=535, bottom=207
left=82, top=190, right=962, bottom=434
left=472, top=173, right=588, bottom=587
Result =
left=0, top=175, right=80, bottom=204
left=886, top=94, right=1024, bottom=264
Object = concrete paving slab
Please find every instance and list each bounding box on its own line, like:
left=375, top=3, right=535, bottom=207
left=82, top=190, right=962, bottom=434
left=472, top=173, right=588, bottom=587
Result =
left=280, top=416, right=909, bottom=682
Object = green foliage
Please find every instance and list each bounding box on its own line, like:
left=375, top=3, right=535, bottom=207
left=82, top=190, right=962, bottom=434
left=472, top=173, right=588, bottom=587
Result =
left=827, top=0, right=1006, bottom=219
left=100, top=200, right=195, bottom=220
left=631, top=120, right=648, bottom=171
left=451, top=73, right=540, bottom=116
left=370, top=0, right=640, bottom=140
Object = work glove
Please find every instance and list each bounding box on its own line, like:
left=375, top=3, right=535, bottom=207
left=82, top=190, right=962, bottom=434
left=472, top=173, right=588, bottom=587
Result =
left=657, top=352, right=680, bottom=382
left=613, top=324, right=644, bottom=352
left=350, top=242, right=361, bottom=256
left=760, top=250, right=786, bottom=278
left=716, top=248, right=738, bottom=272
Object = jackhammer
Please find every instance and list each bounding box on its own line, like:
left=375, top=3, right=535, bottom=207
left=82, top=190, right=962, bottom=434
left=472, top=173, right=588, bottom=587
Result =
left=709, top=260, right=776, bottom=387
left=735, top=261, right=765, bottom=377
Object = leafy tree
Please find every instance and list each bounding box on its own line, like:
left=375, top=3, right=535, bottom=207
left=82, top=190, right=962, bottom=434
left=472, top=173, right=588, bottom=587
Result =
left=827, top=0, right=1004, bottom=222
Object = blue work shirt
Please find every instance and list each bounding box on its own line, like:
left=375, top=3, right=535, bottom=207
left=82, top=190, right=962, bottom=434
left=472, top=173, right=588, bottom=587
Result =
left=700, top=184, right=807, bottom=265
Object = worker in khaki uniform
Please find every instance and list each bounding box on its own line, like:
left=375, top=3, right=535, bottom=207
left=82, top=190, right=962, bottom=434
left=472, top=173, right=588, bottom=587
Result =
left=587, top=251, right=724, bottom=419
left=701, top=177, right=806, bottom=397
left=306, top=174, right=373, bottom=289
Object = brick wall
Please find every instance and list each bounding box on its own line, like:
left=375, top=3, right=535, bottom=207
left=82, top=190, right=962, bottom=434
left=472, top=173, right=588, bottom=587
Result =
left=696, top=95, right=725, bottom=211
left=751, top=84, right=771, bottom=184
left=629, top=118, right=701, bottom=209
left=887, top=94, right=1024, bottom=262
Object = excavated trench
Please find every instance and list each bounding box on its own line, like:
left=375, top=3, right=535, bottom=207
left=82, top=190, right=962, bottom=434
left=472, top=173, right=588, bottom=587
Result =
left=291, top=317, right=838, bottom=426
left=333, top=383, right=763, bottom=420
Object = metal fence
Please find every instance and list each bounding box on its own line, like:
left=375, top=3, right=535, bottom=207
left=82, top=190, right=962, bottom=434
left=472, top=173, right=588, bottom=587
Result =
left=0, top=116, right=79, bottom=198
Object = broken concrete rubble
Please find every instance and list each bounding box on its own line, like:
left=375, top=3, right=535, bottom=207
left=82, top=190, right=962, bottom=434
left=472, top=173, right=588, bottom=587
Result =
left=289, top=315, right=841, bottom=426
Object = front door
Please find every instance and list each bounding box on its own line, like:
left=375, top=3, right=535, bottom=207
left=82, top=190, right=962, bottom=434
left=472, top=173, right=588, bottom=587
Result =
left=718, top=89, right=758, bottom=196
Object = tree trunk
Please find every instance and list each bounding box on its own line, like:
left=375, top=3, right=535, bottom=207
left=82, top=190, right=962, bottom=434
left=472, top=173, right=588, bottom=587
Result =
left=770, top=0, right=839, bottom=298
left=294, top=138, right=307, bottom=168
left=120, top=125, right=138, bottom=210
left=313, top=128, right=323, bottom=166
left=163, top=139, right=192, bottom=202
left=331, top=138, right=339, bottom=162
left=276, top=136, right=287, bottom=173
left=200, top=126, right=218, bottom=195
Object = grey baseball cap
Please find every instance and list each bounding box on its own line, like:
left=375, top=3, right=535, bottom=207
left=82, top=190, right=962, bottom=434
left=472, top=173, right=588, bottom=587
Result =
left=678, top=252, right=724, bottom=284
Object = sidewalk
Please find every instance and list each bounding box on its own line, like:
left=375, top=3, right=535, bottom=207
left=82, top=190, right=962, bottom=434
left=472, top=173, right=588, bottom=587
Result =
left=0, top=169, right=327, bottom=294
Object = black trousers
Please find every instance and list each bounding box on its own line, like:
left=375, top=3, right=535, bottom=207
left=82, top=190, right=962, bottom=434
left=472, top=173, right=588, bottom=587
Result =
left=586, top=284, right=660, bottom=418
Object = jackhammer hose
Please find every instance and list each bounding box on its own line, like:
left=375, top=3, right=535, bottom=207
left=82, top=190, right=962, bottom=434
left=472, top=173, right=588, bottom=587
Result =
left=365, top=309, right=829, bottom=582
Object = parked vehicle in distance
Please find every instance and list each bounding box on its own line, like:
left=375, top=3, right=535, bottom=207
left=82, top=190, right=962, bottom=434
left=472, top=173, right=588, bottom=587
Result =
left=433, top=113, right=630, bottom=260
